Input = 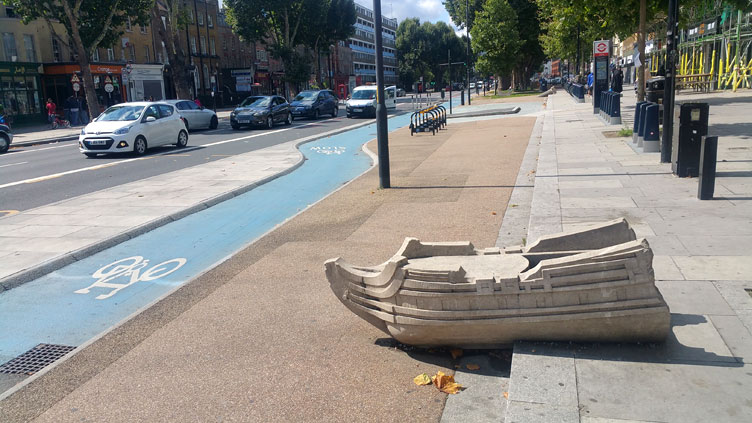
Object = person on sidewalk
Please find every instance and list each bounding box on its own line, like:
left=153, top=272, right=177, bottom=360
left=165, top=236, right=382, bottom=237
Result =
left=80, top=97, right=89, bottom=125
left=65, top=95, right=79, bottom=126
left=194, top=97, right=202, bottom=108
left=46, top=98, right=57, bottom=128
left=611, top=67, right=624, bottom=93
left=587, top=71, right=594, bottom=97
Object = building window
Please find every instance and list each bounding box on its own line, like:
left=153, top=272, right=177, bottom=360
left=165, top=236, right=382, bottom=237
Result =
left=208, top=14, right=213, bottom=28
left=256, top=49, right=267, bottom=62
left=107, top=47, right=115, bottom=61
left=23, top=34, right=36, bottom=62
left=140, top=24, right=147, bottom=34
left=126, top=17, right=132, bottom=31
left=2, top=33, right=18, bottom=61
left=52, top=38, right=61, bottom=62
left=200, top=36, right=206, bottom=54
left=209, top=38, right=215, bottom=55
left=144, top=45, right=150, bottom=62
left=5, top=6, right=16, bottom=18
left=203, top=64, right=209, bottom=89
left=129, top=43, right=136, bottom=61
left=91, top=48, right=99, bottom=62
left=198, top=13, right=203, bottom=26
left=190, top=36, right=197, bottom=54
left=189, top=9, right=194, bottom=23
left=222, top=37, right=227, bottom=51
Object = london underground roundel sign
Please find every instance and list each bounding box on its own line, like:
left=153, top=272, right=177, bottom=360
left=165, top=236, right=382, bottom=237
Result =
left=593, top=40, right=609, bottom=57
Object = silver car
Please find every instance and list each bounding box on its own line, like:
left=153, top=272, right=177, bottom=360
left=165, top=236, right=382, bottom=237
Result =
left=164, top=99, right=218, bottom=131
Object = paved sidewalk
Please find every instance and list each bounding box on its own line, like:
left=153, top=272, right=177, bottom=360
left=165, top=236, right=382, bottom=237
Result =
left=502, top=89, right=752, bottom=422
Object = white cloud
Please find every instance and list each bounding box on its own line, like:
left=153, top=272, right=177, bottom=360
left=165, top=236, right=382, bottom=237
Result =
left=355, top=0, right=461, bottom=33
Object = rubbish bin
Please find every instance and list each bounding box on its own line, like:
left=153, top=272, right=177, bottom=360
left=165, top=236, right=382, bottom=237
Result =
left=646, top=76, right=665, bottom=104
left=441, top=89, right=445, bottom=99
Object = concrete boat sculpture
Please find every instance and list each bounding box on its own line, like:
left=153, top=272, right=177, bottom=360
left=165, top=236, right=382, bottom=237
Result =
left=325, top=219, right=670, bottom=348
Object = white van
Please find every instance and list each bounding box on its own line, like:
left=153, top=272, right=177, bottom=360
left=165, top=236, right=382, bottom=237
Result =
left=346, top=85, right=397, bottom=118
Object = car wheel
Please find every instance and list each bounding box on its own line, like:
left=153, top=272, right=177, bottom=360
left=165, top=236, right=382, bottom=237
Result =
left=285, top=113, right=292, bottom=125
left=0, top=134, right=9, bottom=153
left=314, top=109, right=319, bottom=119
left=267, top=116, right=274, bottom=129
left=84, top=152, right=97, bottom=158
left=332, top=107, right=338, bottom=118
left=209, top=115, right=218, bottom=129
left=133, top=136, right=147, bottom=156
left=346, top=114, right=352, bottom=118
left=176, top=130, right=188, bottom=148
left=182, top=118, right=190, bottom=132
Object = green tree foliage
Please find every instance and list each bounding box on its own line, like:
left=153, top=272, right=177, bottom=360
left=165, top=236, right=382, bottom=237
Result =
left=10, top=0, right=153, bottom=115
left=225, top=0, right=355, bottom=93
left=471, top=0, right=520, bottom=84
left=395, top=18, right=465, bottom=90
left=443, top=0, right=485, bottom=29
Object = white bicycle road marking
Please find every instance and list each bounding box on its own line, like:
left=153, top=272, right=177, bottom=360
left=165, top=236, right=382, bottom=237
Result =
left=75, top=256, right=187, bottom=300
left=310, top=146, right=346, bottom=155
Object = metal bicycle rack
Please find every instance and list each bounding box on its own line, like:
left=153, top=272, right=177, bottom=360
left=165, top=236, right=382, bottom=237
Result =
left=409, top=104, right=447, bottom=136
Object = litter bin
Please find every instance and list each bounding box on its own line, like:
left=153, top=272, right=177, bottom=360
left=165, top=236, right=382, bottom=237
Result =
left=646, top=76, right=665, bottom=104
left=441, top=89, right=445, bottom=99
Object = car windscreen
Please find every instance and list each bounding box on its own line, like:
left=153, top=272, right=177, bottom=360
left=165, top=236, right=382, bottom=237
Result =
left=293, top=91, right=316, bottom=102
left=96, top=105, right=144, bottom=121
left=240, top=97, right=271, bottom=108
left=351, top=90, right=376, bottom=100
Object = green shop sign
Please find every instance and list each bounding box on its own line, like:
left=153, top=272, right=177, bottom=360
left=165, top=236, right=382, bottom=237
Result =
left=0, top=63, right=41, bottom=75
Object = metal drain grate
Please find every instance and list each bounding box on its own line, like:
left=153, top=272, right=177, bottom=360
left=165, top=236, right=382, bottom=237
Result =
left=0, top=344, right=76, bottom=375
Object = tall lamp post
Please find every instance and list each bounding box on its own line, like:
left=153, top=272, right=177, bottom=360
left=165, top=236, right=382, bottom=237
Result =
left=374, top=0, right=390, bottom=188
left=661, top=0, right=679, bottom=163
left=466, top=0, right=471, bottom=105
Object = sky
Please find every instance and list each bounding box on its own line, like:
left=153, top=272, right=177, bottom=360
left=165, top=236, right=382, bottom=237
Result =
left=354, top=0, right=465, bottom=36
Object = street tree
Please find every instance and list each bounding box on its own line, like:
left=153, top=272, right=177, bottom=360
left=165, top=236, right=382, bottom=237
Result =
left=443, top=0, right=485, bottom=29
left=151, top=0, right=193, bottom=100
left=396, top=18, right=465, bottom=90
left=308, top=0, right=356, bottom=87
left=10, top=0, right=153, bottom=118
left=471, top=0, right=521, bottom=89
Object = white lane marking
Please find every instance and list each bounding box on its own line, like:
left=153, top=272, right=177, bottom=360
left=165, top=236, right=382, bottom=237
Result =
left=0, top=119, right=377, bottom=189
left=0, top=161, right=28, bottom=168
left=2, top=143, right=77, bottom=156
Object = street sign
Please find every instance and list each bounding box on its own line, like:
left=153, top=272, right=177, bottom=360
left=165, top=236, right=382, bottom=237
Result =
left=104, top=76, right=112, bottom=84
left=593, top=40, right=610, bottom=57
left=71, top=74, right=80, bottom=83
left=104, top=84, right=114, bottom=93
left=73, top=82, right=81, bottom=92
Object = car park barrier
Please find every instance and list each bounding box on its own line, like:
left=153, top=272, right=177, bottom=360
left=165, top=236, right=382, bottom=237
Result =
left=597, top=92, right=621, bottom=125
left=409, top=104, right=446, bottom=136
left=642, top=103, right=660, bottom=152
left=637, top=102, right=651, bottom=147
left=633, top=101, right=647, bottom=144
left=564, top=82, right=585, bottom=103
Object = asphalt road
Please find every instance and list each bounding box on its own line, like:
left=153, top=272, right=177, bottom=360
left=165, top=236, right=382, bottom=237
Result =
left=0, top=105, right=414, bottom=212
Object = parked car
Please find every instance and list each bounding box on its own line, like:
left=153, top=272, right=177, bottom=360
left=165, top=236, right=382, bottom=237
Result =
left=289, top=90, right=338, bottom=119
left=79, top=102, right=188, bottom=157
left=230, top=95, right=292, bottom=130
left=0, top=121, right=12, bottom=154
left=165, top=99, right=218, bottom=131
left=469, top=82, right=476, bottom=90
left=396, top=87, right=406, bottom=97
left=345, top=85, right=396, bottom=118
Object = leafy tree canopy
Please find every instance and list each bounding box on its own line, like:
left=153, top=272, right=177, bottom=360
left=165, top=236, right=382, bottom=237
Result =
left=471, top=0, right=520, bottom=77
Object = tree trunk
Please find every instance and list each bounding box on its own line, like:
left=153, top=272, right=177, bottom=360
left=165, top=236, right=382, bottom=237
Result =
left=151, top=6, right=193, bottom=99
left=637, top=0, right=646, bottom=101
left=62, top=10, right=101, bottom=119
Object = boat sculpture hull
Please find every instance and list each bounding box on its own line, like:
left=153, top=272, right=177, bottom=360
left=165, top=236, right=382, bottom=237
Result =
left=325, top=219, right=671, bottom=348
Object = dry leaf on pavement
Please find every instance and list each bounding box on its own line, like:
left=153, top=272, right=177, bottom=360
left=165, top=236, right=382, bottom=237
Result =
left=432, top=371, right=463, bottom=394
left=413, top=373, right=432, bottom=386
left=466, top=363, right=480, bottom=371
left=450, top=348, right=463, bottom=359
left=503, top=392, right=509, bottom=399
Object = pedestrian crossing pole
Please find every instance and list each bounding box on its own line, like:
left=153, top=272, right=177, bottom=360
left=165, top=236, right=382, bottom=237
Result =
left=374, top=0, right=391, bottom=188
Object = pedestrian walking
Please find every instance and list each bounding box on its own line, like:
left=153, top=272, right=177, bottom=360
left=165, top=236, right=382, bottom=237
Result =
left=46, top=98, right=57, bottom=129
left=587, top=71, right=594, bottom=97
left=612, top=67, right=624, bottom=93
left=80, top=97, right=89, bottom=125
left=194, top=97, right=202, bottom=108
left=65, top=95, right=79, bottom=126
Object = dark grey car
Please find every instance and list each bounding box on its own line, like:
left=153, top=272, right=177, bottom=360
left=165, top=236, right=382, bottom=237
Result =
left=230, top=96, right=292, bottom=130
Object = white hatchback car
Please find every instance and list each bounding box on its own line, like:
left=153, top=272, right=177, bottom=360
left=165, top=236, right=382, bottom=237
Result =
left=80, top=102, right=188, bottom=157
left=164, top=99, right=218, bottom=131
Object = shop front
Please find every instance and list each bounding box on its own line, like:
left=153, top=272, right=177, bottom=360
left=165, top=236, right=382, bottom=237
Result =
left=43, top=63, right=127, bottom=115
left=0, top=62, right=45, bottom=125
left=124, top=64, right=166, bottom=102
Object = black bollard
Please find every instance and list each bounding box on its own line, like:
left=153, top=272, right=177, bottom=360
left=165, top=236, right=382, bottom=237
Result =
left=633, top=101, right=646, bottom=143
left=698, top=136, right=718, bottom=200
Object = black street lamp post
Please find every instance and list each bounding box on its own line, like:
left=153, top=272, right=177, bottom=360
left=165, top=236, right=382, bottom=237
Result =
left=374, top=0, right=390, bottom=188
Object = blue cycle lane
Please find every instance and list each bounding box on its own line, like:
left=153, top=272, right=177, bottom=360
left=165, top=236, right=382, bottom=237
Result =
left=0, top=108, right=436, bottom=366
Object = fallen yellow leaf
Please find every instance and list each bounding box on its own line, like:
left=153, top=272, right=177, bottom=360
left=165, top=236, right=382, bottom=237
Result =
left=413, top=373, right=432, bottom=386
left=491, top=211, right=497, bottom=215
left=432, top=371, right=462, bottom=394
left=466, top=363, right=480, bottom=371
left=503, top=391, right=509, bottom=399
left=441, top=382, right=463, bottom=394
left=450, top=348, right=463, bottom=359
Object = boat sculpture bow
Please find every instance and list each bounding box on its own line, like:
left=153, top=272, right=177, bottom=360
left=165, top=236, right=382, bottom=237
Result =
left=325, top=219, right=670, bottom=348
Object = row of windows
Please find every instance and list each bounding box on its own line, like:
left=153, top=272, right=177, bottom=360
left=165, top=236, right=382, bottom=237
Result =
left=190, top=36, right=217, bottom=56
left=353, top=63, right=396, bottom=72
left=355, top=6, right=374, bottom=19
left=350, top=39, right=395, bottom=55
left=1, top=32, right=37, bottom=62
left=125, top=18, right=149, bottom=34
left=184, top=5, right=215, bottom=28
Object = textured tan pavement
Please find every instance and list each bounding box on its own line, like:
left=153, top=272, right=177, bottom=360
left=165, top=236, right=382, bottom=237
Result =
left=1, top=116, right=534, bottom=422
